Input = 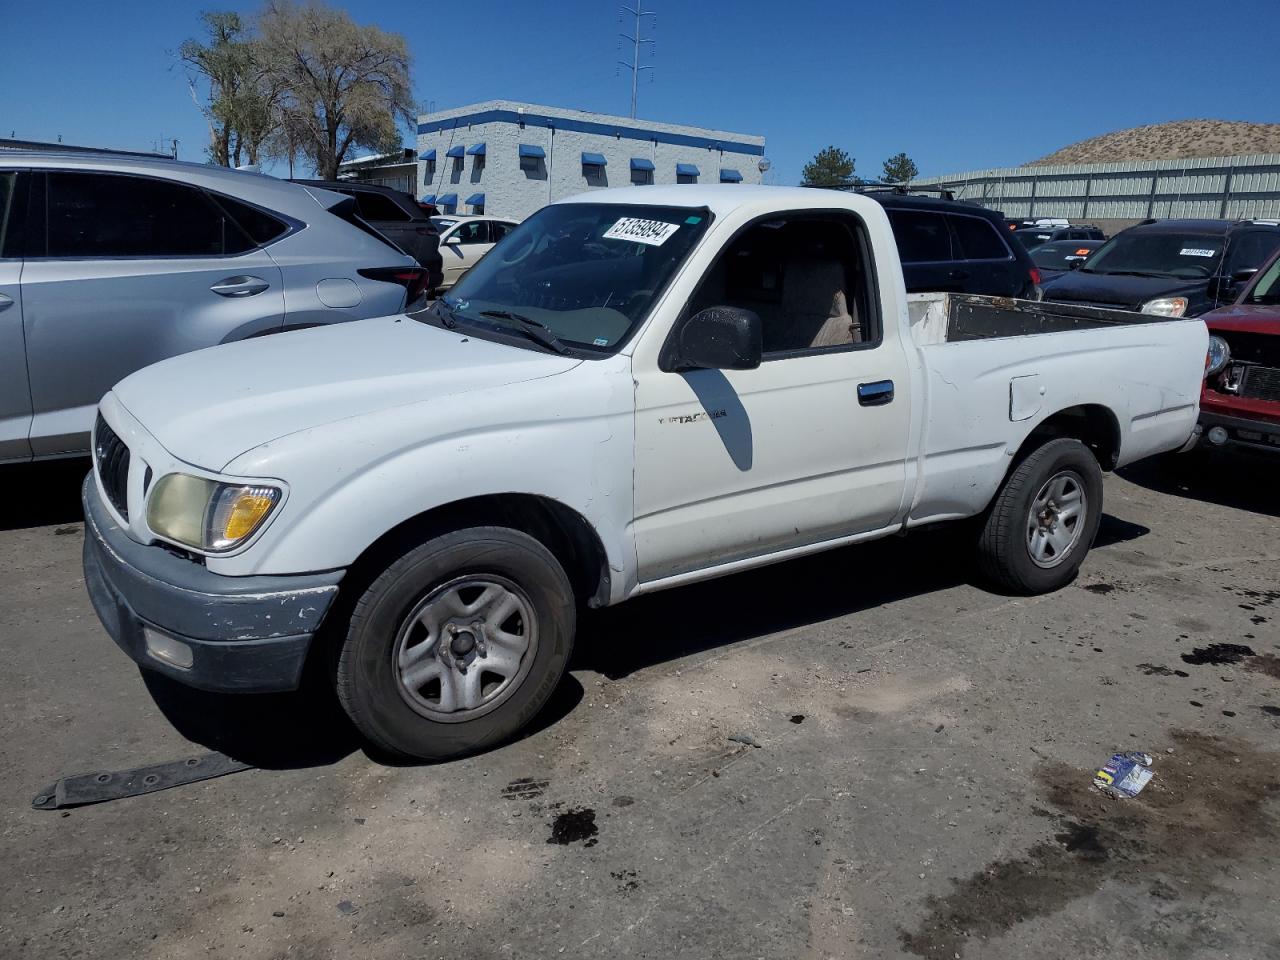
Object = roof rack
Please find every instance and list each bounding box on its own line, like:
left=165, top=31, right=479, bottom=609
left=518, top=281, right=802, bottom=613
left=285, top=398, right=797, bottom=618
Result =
left=854, top=181, right=957, bottom=201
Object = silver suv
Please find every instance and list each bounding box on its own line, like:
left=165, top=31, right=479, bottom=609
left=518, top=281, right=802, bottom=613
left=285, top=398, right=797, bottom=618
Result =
left=0, top=152, right=424, bottom=462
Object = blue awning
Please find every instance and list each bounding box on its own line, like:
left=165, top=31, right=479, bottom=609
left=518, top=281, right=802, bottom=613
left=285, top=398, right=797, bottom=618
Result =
left=581, top=152, right=607, bottom=166
left=418, top=149, right=436, bottom=161
left=437, top=193, right=458, bottom=206
left=466, top=142, right=486, bottom=156
left=676, top=163, right=700, bottom=177
left=720, top=168, right=743, bottom=182
left=420, top=194, right=437, bottom=203
left=445, top=145, right=465, bottom=158
left=465, top=193, right=485, bottom=206
left=630, top=157, right=655, bottom=171
left=519, top=143, right=545, bottom=159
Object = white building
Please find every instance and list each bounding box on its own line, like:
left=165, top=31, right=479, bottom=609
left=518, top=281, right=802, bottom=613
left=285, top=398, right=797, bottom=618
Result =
left=417, top=100, right=767, bottom=220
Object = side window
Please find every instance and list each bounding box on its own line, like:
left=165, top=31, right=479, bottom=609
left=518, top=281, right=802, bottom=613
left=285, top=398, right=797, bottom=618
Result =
left=887, top=209, right=952, bottom=263
left=687, top=213, right=879, bottom=356
left=354, top=191, right=412, bottom=222
left=0, top=173, right=17, bottom=258
left=456, top=221, right=491, bottom=244
left=491, top=221, right=515, bottom=241
left=1228, top=232, right=1280, bottom=273
left=210, top=194, right=289, bottom=246
left=949, top=215, right=1010, bottom=260
left=45, top=172, right=250, bottom=258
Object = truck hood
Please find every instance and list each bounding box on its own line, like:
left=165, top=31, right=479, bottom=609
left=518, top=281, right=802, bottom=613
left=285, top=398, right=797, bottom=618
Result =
left=1200, top=302, right=1280, bottom=335
left=111, top=316, right=581, bottom=470
left=1041, top=271, right=1211, bottom=313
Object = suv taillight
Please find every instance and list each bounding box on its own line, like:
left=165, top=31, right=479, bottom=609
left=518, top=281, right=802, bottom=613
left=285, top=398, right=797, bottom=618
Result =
left=1028, top=267, right=1042, bottom=286
left=359, top=267, right=431, bottom=304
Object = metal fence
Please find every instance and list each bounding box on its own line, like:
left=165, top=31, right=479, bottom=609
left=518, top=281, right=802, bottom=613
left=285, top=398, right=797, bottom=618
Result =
left=916, top=153, right=1280, bottom=222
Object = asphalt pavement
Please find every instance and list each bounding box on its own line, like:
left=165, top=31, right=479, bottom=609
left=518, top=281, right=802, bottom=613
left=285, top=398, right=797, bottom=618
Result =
left=1, top=454, right=1278, bottom=960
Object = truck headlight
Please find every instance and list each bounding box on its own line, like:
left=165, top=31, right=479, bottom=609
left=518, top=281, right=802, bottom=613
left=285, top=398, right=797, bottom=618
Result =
left=1140, top=296, right=1188, bottom=317
left=1205, top=335, right=1231, bottom=377
left=146, top=474, right=282, bottom=552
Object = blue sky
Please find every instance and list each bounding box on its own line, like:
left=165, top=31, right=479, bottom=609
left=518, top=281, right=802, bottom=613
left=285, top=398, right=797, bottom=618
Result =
left=4, top=0, right=1278, bottom=184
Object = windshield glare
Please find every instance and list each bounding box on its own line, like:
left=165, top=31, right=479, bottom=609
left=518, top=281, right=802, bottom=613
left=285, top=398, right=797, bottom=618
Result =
left=1014, top=230, right=1053, bottom=249
left=1247, top=255, right=1280, bottom=304
left=1083, top=232, right=1223, bottom=278
left=435, top=203, right=712, bottom=352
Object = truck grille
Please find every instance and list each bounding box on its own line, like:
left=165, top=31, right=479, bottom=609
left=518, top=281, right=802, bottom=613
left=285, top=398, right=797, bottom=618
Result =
left=1240, top=365, right=1280, bottom=403
left=94, top=413, right=131, bottom=520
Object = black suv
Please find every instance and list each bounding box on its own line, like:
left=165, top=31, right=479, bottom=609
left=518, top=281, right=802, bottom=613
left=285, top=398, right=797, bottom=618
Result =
left=1013, top=223, right=1105, bottom=249
left=1041, top=218, right=1280, bottom=317
left=860, top=188, right=1041, bottom=298
left=292, top=180, right=444, bottom=290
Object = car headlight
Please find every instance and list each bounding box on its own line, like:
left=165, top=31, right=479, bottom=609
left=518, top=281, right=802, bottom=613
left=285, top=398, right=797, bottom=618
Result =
left=146, top=473, right=282, bottom=552
left=1140, top=296, right=1189, bottom=317
left=1205, top=335, right=1231, bottom=377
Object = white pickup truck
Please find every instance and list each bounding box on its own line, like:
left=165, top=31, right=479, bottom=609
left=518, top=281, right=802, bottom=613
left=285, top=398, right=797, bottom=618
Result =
left=83, top=185, right=1207, bottom=760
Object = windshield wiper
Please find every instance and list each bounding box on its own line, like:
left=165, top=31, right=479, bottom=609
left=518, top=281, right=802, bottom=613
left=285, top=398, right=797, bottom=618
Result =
left=1086, top=269, right=1174, bottom=279
left=478, top=309, right=571, bottom=355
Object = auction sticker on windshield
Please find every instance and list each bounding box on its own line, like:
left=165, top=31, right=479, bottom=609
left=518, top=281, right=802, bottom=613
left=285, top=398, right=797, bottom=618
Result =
left=603, top=217, right=681, bottom=246
left=1179, top=247, right=1218, bottom=257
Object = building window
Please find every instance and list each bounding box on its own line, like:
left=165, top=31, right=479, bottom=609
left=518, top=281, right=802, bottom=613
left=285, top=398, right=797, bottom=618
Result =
left=630, top=157, right=654, bottom=186
left=581, top=152, right=608, bottom=187
left=676, top=163, right=700, bottom=184
left=422, top=160, right=435, bottom=184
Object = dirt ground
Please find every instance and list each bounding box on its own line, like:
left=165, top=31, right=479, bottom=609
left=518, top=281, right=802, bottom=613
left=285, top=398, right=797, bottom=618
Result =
left=1, top=454, right=1278, bottom=960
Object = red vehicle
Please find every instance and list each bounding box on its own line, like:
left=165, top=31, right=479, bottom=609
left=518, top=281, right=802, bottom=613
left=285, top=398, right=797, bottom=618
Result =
left=1197, top=247, right=1280, bottom=454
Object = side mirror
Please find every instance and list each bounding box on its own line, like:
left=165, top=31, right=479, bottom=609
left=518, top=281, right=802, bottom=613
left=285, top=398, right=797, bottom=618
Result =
left=663, top=306, right=763, bottom=372
left=444, top=235, right=462, bottom=246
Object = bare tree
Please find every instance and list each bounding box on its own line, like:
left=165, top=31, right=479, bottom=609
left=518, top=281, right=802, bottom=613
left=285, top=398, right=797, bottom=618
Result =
left=180, top=12, right=283, bottom=167
left=258, top=1, right=414, bottom=179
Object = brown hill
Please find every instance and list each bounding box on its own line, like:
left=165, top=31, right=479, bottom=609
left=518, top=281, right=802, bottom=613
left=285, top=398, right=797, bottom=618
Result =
left=1030, top=120, right=1280, bottom=166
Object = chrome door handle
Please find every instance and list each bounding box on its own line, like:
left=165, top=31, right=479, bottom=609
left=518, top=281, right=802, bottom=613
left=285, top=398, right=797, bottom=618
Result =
left=0, top=293, right=13, bottom=312
left=210, top=276, right=270, bottom=298
left=858, top=380, right=895, bottom=407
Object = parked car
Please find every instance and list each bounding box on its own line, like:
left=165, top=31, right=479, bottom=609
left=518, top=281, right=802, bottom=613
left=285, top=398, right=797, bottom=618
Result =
left=430, top=215, right=520, bottom=290
left=82, top=184, right=1206, bottom=760
left=0, top=153, right=426, bottom=462
left=1196, top=247, right=1280, bottom=454
left=1005, top=217, right=1068, bottom=233
left=1013, top=223, right=1105, bottom=249
left=868, top=193, right=1042, bottom=298
left=291, top=179, right=443, bottom=290
left=1042, top=218, right=1280, bottom=317
left=1028, top=239, right=1105, bottom=281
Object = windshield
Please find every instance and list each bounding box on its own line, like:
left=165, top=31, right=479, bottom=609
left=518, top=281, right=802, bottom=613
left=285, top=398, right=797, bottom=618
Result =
left=1247, top=254, right=1280, bottom=304
left=1030, top=241, right=1098, bottom=269
left=426, top=202, right=712, bottom=353
left=1014, top=230, right=1054, bottom=249
left=431, top=217, right=459, bottom=230
left=1082, top=231, right=1224, bottom=279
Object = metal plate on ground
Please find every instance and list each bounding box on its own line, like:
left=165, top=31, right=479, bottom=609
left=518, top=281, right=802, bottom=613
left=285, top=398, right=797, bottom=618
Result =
left=32, top=752, right=252, bottom=810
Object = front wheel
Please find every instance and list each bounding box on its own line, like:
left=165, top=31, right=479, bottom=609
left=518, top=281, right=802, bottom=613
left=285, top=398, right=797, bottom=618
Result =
left=976, top=438, right=1104, bottom=594
left=336, top=527, right=575, bottom=761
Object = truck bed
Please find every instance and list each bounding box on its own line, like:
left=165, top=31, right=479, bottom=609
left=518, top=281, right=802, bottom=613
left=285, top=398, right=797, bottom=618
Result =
left=907, top=293, right=1173, bottom=346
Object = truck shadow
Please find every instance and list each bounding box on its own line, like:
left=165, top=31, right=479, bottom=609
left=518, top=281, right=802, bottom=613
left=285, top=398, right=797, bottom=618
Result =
left=1120, top=452, right=1280, bottom=518
left=0, top=458, right=89, bottom=531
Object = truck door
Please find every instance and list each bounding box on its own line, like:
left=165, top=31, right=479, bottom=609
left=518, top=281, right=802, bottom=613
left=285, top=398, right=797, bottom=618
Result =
left=20, top=170, right=285, bottom=456
left=0, top=171, right=32, bottom=462
left=632, top=209, right=912, bottom=584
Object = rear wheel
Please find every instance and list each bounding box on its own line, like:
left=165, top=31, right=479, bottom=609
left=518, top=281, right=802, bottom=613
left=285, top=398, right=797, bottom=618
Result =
left=336, top=527, right=575, bottom=760
left=977, top=438, right=1103, bottom=594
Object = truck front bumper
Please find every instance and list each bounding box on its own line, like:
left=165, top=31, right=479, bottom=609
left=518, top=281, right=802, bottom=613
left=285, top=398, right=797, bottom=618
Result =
left=82, top=476, right=344, bottom=693
left=1196, top=410, right=1280, bottom=456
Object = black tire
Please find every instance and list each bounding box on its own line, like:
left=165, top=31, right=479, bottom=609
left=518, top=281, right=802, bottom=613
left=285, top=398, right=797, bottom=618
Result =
left=977, top=437, right=1104, bottom=594
left=336, top=527, right=575, bottom=761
